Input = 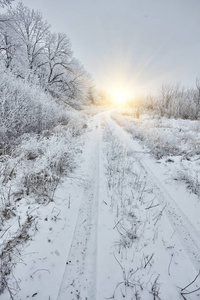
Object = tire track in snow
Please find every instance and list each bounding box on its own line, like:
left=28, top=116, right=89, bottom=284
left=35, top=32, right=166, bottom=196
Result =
left=109, top=115, right=200, bottom=271
left=57, top=115, right=101, bottom=300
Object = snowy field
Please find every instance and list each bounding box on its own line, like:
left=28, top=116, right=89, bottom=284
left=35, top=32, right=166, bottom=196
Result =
left=1, top=106, right=200, bottom=300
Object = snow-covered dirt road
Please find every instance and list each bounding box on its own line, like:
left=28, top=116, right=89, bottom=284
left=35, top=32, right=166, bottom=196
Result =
left=57, top=114, right=101, bottom=300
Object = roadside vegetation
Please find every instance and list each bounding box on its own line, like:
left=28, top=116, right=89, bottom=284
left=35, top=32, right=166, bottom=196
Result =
left=103, top=125, right=200, bottom=299
left=0, top=1, right=94, bottom=297
left=111, top=81, right=200, bottom=200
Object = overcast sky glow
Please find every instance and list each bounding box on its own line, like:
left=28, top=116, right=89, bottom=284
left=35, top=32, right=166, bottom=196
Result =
left=24, top=0, right=200, bottom=96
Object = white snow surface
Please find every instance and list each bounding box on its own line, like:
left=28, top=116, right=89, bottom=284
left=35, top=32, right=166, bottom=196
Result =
left=1, top=107, right=200, bottom=300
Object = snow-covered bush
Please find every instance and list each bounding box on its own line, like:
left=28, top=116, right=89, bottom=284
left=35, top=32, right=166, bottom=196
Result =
left=111, top=111, right=200, bottom=158
left=174, top=160, right=200, bottom=199
left=0, top=69, right=62, bottom=153
left=1, top=132, right=77, bottom=203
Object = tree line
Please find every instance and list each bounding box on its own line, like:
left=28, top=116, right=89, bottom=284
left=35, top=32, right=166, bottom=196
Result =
left=0, top=1, right=95, bottom=153
left=136, top=81, right=200, bottom=120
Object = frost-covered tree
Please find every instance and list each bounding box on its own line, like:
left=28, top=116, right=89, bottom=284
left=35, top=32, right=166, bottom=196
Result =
left=159, top=83, right=182, bottom=112
left=0, top=0, right=14, bottom=7
left=2, top=3, right=91, bottom=100
left=0, top=14, right=18, bottom=68
left=195, top=77, right=200, bottom=107
left=147, top=82, right=200, bottom=119
left=7, top=2, right=50, bottom=72
left=41, top=32, right=74, bottom=97
left=40, top=31, right=93, bottom=102
left=45, top=32, right=72, bottom=84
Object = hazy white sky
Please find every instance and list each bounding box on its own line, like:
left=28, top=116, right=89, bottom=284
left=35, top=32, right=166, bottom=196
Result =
left=23, top=0, right=200, bottom=95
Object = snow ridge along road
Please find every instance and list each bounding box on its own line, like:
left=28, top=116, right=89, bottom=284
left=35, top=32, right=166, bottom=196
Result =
left=57, top=114, right=101, bottom=300
left=109, top=114, right=200, bottom=272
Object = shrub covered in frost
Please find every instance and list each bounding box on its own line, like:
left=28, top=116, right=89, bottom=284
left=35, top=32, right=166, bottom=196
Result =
left=0, top=69, right=62, bottom=153
left=1, top=131, right=77, bottom=203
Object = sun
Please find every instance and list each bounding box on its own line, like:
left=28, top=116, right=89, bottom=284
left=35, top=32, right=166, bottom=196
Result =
left=112, top=90, right=128, bottom=105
